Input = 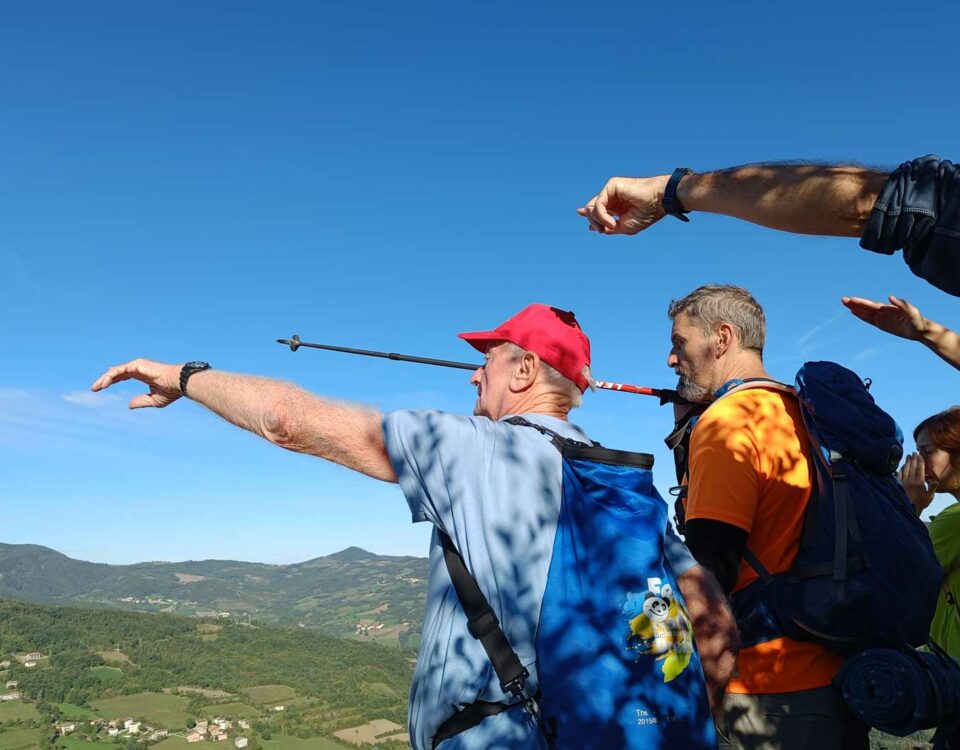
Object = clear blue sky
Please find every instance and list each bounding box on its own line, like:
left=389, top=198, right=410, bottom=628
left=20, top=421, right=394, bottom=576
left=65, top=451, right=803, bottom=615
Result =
left=2, top=0, right=958, bottom=564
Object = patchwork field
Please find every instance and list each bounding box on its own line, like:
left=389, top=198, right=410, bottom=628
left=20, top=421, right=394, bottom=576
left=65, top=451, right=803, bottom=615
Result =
left=0, top=729, right=39, bottom=750
left=90, top=692, right=191, bottom=727
left=59, top=738, right=120, bottom=750
left=200, top=702, right=260, bottom=719
left=261, top=736, right=345, bottom=750
left=89, top=666, right=123, bottom=683
left=96, top=650, right=130, bottom=664
left=174, top=687, right=234, bottom=699
left=0, top=704, right=39, bottom=723
left=155, top=737, right=196, bottom=750
left=243, top=686, right=297, bottom=706
left=56, top=704, right=98, bottom=721
left=333, top=720, right=407, bottom=746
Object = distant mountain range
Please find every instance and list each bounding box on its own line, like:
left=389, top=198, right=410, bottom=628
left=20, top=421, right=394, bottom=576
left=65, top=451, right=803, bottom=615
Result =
left=0, top=542, right=428, bottom=646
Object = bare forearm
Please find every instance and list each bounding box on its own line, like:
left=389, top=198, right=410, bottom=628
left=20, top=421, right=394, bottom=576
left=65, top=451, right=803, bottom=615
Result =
left=678, top=163, right=888, bottom=237
left=186, top=370, right=396, bottom=481
left=678, top=565, right=739, bottom=720
left=920, top=321, right=960, bottom=371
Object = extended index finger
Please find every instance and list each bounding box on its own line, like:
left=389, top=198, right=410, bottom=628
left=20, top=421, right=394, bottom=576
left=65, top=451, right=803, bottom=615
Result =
left=841, top=296, right=885, bottom=314
left=90, top=360, right=145, bottom=392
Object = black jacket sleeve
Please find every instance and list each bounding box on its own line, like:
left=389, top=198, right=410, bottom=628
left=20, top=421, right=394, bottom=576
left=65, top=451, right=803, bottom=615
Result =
left=682, top=518, right=749, bottom=596
left=860, top=154, right=960, bottom=297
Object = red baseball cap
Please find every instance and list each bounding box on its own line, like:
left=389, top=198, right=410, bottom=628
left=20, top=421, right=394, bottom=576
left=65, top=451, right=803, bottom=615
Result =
left=458, top=304, right=592, bottom=392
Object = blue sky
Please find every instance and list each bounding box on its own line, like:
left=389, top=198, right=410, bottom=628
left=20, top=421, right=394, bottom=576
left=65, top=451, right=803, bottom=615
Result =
left=1, top=0, right=958, bottom=564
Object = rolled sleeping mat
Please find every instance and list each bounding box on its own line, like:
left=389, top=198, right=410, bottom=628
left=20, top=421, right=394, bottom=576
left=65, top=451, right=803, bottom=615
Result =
left=835, top=646, right=960, bottom=737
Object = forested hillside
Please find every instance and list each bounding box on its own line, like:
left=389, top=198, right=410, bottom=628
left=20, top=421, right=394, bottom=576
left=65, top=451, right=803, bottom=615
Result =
left=0, top=599, right=412, bottom=750
left=0, top=545, right=427, bottom=646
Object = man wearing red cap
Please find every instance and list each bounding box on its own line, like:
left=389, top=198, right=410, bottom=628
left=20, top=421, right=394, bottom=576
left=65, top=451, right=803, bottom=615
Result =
left=91, top=304, right=724, bottom=750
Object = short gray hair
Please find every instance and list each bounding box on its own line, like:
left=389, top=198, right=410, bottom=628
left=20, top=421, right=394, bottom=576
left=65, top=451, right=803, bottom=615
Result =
left=667, top=284, right=766, bottom=354
left=501, top=342, right=590, bottom=410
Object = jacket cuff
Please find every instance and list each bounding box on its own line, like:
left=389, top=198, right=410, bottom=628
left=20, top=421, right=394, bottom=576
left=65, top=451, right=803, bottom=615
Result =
left=860, top=154, right=960, bottom=297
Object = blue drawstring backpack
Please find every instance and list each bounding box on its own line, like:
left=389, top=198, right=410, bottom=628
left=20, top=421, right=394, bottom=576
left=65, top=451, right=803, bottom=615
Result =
left=718, top=361, right=942, bottom=652
left=438, top=417, right=717, bottom=750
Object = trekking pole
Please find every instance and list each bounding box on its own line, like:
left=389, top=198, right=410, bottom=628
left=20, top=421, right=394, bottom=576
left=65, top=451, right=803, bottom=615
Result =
left=277, top=336, right=690, bottom=405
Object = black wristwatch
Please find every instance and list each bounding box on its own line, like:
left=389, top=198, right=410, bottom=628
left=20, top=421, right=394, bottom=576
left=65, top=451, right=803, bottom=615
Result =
left=662, top=167, right=694, bottom=222
left=179, top=361, right=211, bottom=397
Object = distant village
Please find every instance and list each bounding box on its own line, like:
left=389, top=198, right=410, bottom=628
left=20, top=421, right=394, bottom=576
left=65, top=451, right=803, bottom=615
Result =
left=1, top=652, right=259, bottom=747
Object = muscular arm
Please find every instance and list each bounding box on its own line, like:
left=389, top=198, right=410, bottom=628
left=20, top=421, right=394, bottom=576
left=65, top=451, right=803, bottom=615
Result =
left=188, top=370, right=396, bottom=481
left=579, top=162, right=888, bottom=237
left=91, top=359, right=397, bottom=482
left=677, top=564, right=739, bottom=722
left=678, top=163, right=888, bottom=237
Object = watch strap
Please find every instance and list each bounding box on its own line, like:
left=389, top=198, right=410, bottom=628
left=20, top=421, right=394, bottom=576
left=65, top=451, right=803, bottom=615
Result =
left=662, top=167, right=694, bottom=222
left=179, top=361, right=211, bottom=397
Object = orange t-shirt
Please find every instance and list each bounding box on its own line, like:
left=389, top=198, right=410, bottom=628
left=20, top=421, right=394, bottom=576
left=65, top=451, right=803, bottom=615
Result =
left=686, top=387, right=844, bottom=695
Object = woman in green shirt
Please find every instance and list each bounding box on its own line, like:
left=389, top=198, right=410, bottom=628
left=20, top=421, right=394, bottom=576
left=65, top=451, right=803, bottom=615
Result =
left=900, top=406, right=960, bottom=657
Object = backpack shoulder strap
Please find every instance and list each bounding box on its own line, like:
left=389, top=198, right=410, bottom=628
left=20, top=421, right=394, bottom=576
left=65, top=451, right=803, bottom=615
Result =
left=694, top=378, right=796, bottom=582
left=438, top=530, right=529, bottom=697
left=438, top=530, right=557, bottom=747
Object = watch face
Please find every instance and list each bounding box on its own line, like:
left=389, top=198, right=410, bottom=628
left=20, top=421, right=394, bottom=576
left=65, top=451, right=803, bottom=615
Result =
left=184, top=361, right=209, bottom=370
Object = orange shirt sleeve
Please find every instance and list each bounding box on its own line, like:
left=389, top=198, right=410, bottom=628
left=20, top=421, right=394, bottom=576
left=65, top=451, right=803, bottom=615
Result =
left=685, top=396, right=762, bottom=533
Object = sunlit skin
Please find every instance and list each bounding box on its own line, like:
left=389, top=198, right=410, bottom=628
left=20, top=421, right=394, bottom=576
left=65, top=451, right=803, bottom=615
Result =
left=667, top=312, right=771, bottom=403
left=470, top=342, right=518, bottom=418
left=667, top=313, right=717, bottom=402
left=900, top=428, right=960, bottom=513
left=468, top=341, right=570, bottom=421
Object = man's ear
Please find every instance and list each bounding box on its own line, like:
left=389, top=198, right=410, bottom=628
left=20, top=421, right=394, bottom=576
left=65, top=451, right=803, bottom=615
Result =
left=716, top=323, right=736, bottom=358
left=512, top=351, right=540, bottom=391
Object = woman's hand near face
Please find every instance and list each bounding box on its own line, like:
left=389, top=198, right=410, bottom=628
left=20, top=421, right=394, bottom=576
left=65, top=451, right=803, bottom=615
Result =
left=898, top=452, right=937, bottom=514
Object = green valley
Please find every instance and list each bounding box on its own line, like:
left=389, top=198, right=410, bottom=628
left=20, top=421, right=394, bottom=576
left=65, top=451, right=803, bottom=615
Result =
left=0, top=600, right=411, bottom=750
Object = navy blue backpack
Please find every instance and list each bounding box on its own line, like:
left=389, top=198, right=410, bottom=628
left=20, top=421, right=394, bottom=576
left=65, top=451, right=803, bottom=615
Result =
left=438, top=417, right=717, bottom=749
left=721, top=361, right=941, bottom=652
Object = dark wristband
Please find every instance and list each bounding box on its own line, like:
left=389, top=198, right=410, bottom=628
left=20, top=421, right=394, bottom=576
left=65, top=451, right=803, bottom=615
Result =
left=179, top=361, right=211, bottom=397
left=662, top=167, right=694, bottom=222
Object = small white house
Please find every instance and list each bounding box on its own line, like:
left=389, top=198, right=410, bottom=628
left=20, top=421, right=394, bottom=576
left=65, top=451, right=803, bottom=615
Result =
left=237, top=721, right=250, bottom=730
left=4, top=681, right=16, bottom=689
left=108, top=728, right=120, bottom=737
left=23, top=662, right=36, bottom=669
left=58, top=723, right=77, bottom=734
left=234, top=739, right=248, bottom=749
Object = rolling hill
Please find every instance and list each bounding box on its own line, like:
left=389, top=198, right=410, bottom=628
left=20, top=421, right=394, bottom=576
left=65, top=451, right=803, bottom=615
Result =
left=0, top=543, right=427, bottom=646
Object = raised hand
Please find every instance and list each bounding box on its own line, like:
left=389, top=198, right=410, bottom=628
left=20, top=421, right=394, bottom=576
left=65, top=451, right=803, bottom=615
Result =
left=577, top=175, right=671, bottom=235
left=841, top=295, right=927, bottom=341
left=91, top=359, right=182, bottom=409
left=898, top=452, right=936, bottom=513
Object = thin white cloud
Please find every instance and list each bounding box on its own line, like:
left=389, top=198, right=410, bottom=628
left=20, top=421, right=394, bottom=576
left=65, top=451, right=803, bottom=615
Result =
left=853, top=347, right=882, bottom=363
left=0, top=384, right=194, bottom=452
left=796, top=311, right=846, bottom=350
left=62, top=390, right=122, bottom=407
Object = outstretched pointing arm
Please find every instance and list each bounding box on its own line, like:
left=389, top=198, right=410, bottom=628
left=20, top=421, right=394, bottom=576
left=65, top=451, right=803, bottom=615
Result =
left=577, top=163, right=887, bottom=237
left=91, top=359, right=397, bottom=482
